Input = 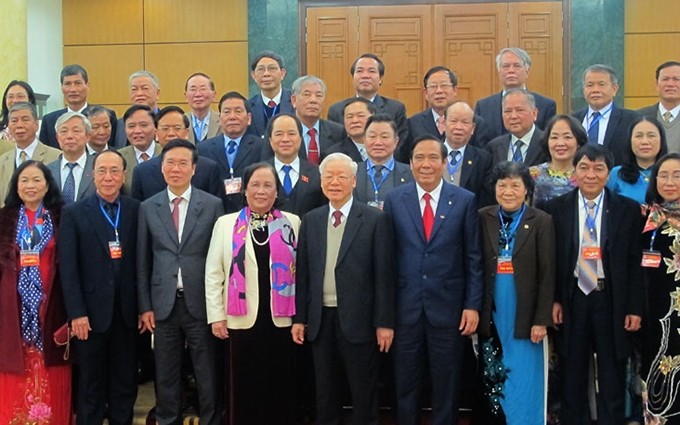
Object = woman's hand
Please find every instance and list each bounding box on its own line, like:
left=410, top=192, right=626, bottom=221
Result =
left=211, top=321, right=229, bottom=339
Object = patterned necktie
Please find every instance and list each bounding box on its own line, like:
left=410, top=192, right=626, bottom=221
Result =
left=307, top=128, right=319, bottom=165
left=19, top=150, right=28, bottom=163
left=332, top=210, right=343, bottom=228
left=422, top=193, right=434, bottom=241
left=450, top=150, right=461, bottom=166
left=512, top=140, right=524, bottom=162
left=282, top=165, right=293, bottom=195
left=663, top=111, right=673, bottom=123
left=171, top=197, right=182, bottom=233
left=63, top=163, right=77, bottom=204
left=105, top=202, right=117, bottom=221
left=587, top=111, right=601, bottom=144
left=140, top=152, right=150, bottom=162
left=226, top=140, right=237, bottom=169
left=578, top=200, right=599, bottom=295
left=436, top=116, right=446, bottom=135
left=373, top=165, right=384, bottom=183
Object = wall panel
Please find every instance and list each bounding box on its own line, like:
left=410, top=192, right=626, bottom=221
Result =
left=63, top=0, right=143, bottom=45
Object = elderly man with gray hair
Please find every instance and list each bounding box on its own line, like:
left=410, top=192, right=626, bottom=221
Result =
left=474, top=47, right=557, bottom=144
left=46, top=111, right=96, bottom=203
left=113, top=70, right=162, bottom=148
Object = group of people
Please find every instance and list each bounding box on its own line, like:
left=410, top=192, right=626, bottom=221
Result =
left=0, top=45, right=679, bottom=425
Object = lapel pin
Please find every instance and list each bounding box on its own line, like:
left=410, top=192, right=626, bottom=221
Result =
left=524, top=224, right=529, bottom=229
left=448, top=200, right=452, bottom=205
left=467, top=160, right=472, bottom=165
left=400, top=178, right=405, bottom=182
left=440, top=215, right=445, bottom=219
left=301, top=175, right=309, bottom=183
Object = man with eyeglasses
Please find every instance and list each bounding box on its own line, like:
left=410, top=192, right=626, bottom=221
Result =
left=247, top=51, right=294, bottom=138
left=474, top=47, right=557, bottom=143
left=184, top=72, right=221, bottom=143
left=118, top=105, right=161, bottom=195
left=60, top=149, right=141, bottom=425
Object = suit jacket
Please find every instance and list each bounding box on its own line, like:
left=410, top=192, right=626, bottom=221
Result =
left=267, top=158, right=325, bottom=217
left=197, top=133, right=262, bottom=212
left=474, top=91, right=557, bottom=142
left=486, top=128, right=549, bottom=167
left=542, top=189, right=644, bottom=359
left=41, top=106, right=118, bottom=150
left=294, top=201, right=395, bottom=343
left=326, top=137, right=364, bottom=163
left=0, top=143, right=62, bottom=207
left=246, top=88, right=294, bottom=138
left=443, top=144, right=494, bottom=207
left=46, top=153, right=96, bottom=202
left=384, top=182, right=484, bottom=327
left=186, top=110, right=222, bottom=144
left=477, top=205, right=555, bottom=338
left=327, top=95, right=409, bottom=149
left=118, top=143, right=163, bottom=196
left=259, top=118, right=345, bottom=161
left=637, top=103, right=659, bottom=121
left=137, top=188, right=224, bottom=321
left=205, top=210, right=301, bottom=329
left=572, top=105, right=641, bottom=166
left=130, top=155, right=223, bottom=202
left=354, top=160, right=412, bottom=204
left=59, top=194, right=140, bottom=332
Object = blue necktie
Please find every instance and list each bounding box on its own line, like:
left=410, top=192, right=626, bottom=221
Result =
left=225, top=140, right=237, bottom=168
left=282, top=165, right=293, bottom=195
left=63, top=162, right=77, bottom=203
left=512, top=140, right=524, bottom=162
left=587, top=111, right=600, bottom=144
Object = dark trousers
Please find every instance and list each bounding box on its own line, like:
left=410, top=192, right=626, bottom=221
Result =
left=394, top=312, right=466, bottom=425
left=561, top=288, right=626, bottom=425
left=311, top=307, right=379, bottom=425
left=154, top=297, right=220, bottom=425
left=75, top=307, right=138, bottom=425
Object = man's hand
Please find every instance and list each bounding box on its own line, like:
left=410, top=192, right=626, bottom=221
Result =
left=140, top=311, right=155, bottom=333
left=624, top=315, right=641, bottom=332
left=291, top=324, right=306, bottom=345
left=530, top=325, right=547, bottom=343
left=459, top=309, right=479, bottom=336
left=552, top=302, right=563, bottom=326
left=71, top=316, right=91, bottom=340
left=376, top=327, right=394, bottom=353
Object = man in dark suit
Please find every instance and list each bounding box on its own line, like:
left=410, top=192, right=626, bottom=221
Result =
left=638, top=61, right=680, bottom=152
left=405, top=66, right=490, bottom=158
left=60, top=150, right=140, bottom=425
left=292, top=152, right=395, bottom=425
left=84, top=105, right=117, bottom=155
left=326, top=98, right=376, bottom=163
left=474, top=47, right=557, bottom=142
left=247, top=51, right=294, bottom=138
left=572, top=64, right=641, bottom=165
left=266, top=113, right=325, bottom=217
left=138, top=139, right=224, bottom=425
left=327, top=53, right=408, bottom=146
left=46, top=111, right=96, bottom=203
left=486, top=89, right=549, bottom=168
left=355, top=113, right=412, bottom=206
left=261, top=75, right=345, bottom=164
left=131, top=105, right=222, bottom=200
left=384, top=135, right=483, bottom=425
left=542, top=144, right=643, bottom=425
left=197, top=91, right=262, bottom=213
left=442, top=102, right=494, bottom=206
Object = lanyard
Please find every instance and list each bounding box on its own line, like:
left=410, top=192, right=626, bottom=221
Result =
left=649, top=228, right=659, bottom=251
left=447, top=152, right=463, bottom=177
left=587, top=104, right=613, bottom=132
left=99, top=201, right=121, bottom=242
left=498, top=204, right=525, bottom=252
left=264, top=103, right=279, bottom=120
left=368, top=159, right=392, bottom=200
left=582, top=192, right=603, bottom=234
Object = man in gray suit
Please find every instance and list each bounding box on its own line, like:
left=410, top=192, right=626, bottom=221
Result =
left=354, top=113, right=412, bottom=207
left=46, top=111, right=95, bottom=203
left=137, top=139, right=224, bottom=425
left=638, top=61, right=680, bottom=152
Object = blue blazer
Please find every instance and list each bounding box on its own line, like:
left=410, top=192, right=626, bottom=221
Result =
left=572, top=105, right=641, bottom=166
left=384, top=181, right=484, bottom=327
left=246, top=88, right=294, bottom=138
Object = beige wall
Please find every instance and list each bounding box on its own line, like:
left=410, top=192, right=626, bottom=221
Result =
left=63, top=0, right=249, bottom=116
left=624, top=0, right=680, bottom=109
left=0, top=0, right=28, bottom=87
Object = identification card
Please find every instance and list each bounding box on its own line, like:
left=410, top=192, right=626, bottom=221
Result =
left=367, top=200, right=384, bottom=210
left=224, top=178, right=242, bottom=195
left=497, top=256, right=514, bottom=274
left=20, top=250, right=40, bottom=267
left=108, top=241, right=123, bottom=259
left=582, top=246, right=602, bottom=260
left=641, top=250, right=662, bottom=268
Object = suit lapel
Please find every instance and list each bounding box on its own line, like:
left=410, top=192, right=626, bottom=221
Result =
left=155, top=192, right=179, bottom=246
left=459, top=147, right=475, bottom=187
left=430, top=184, right=455, bottom=241
left=83, top=196, right=114, bottom=253
left=603, top=107, right=621, bottom=148
left=181, top=190, right=201, bottom=248
left=77, top=154, right=95, bottom=198
left=601, top=191, right=615, bottom=249
left=492, top=93, right=504, bottom=135
left=484, top=206, right=500, bottom=257
left=403, top=185, right=426, bottom=244
left=524, top=131, right=544, bottom=165
left=355, top=164, right=368, bottom=203
left=233, top=136, right=255, bottom=170
left=512, top=207, right=534, bottom=255
left=337, top=203, right=362, bottom=265
left=423, top=110, right=442, bottom=138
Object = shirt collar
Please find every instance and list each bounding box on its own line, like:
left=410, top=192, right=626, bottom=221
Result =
left=329, top=196, right=353, bottom=220
left=511, top=125, right=536, bottom=144
left=416, top=179, right=444, bottom=203
left=223, top=134, right=243, bottom=146
left=445, top=141, right=467, bottom=158
left=301, top=121, right=320, bottom=135
left=659, top=103, right=680, bottom=118
left=275, top=156, right=300, bottom=173
left=61, top=151, right=88, bottom=169
left=262, top=89, right=283, bottom=105
left=366, top=157, right=395, bottom=171
left=588, top=101, right=614, bottom=116
left=168, top=186, right=192, bottom=203
left=67, top=103, right=88, bottom=114
left=133, top=141, right=156, bottom=160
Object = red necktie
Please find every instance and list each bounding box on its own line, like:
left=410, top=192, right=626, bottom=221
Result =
left=422, top=193, right=434, bottom=241
left=308, top=128, right=320, bottom=165
left=332, top=210, right=343, bottom=227
left=267, top=100, right=277, bottom=108
left=172, top=197, right=182, bottom=232
left=140, top=152, right=150, bottom=162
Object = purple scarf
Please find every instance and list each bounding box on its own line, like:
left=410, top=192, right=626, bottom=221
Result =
left=228, top=208, right=296, bottom=317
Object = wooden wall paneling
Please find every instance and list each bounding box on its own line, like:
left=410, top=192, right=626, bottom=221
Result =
left=624, top=0, right=680, bottom=33
left=306, top=7, right=359, bottom=116
left=63, top=0, right=143, bottom=45
left=358, top=5, right=433, bottom=115
left=144, top=0, right=247, bottom=43
left=434, top=3, right=507, bottom=107
left=63, top=45, right=144, bottom=106
left=144, top=42, right=250, bottom=105
left=624, top=34, right=680, bottom=99
left=508, top=2, right=564, bottom=112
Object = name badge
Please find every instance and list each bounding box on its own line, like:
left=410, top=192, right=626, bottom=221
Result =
left=641, top=250, right=662, bottom=268
left=582, top=246, right=601, bottom=260
left=20, top=250, right=40, bottom=267
left=109, top=241, right=123, bottom=259
left=224, top=177, right=242, bottom=195
left=497, top=256, right=514, bottom=274
left=367, top=200, right=384, bottom=210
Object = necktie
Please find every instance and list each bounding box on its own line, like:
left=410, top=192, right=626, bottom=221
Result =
left=663, top=111, right=673, bottom=123
left=105, top=202, right=117, bottom=221
left=373, top=165, right=384, bottom=183
left=436, top=116, right=446, bottom=135
left=171, top=197, right=182, bottom=233
left=578, top=200, right=599, bottom=295
left=282, top=165, right=293, bottom=195
left=587, top=111, right=600, bottom=144
left=332, top=210, right=343, bottom=228
left=140, top=152, right=150, bottom=162
left=19, top=150, right=27, bottom=163
left=422, top=193, right=434, bottom=241
left=267, top=100, right=277, bottom=109
left=194, top=120, right=205, bottom=142
left=450, top=150, right=461, bottom=166
left=512, top=140, right=524, bottom=162
left=63, top=163, right=77, bottom=204
left=226, top=140, right=237, bottom=168
left=358, top=146, right=367, bottom=160
left=307, top=128, right=320, bottom=165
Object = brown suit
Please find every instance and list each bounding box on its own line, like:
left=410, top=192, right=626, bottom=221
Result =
left=0, top=142, right=61, bottom=206
left=186, top=111, right=221, bottom=144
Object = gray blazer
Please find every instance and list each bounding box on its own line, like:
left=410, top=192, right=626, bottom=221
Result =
left=46, top=153, right=96, bottom=202
left=137, top=187, right=224, bottom=321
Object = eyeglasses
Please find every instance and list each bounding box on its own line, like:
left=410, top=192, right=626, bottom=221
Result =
left=425, top=83, right=454, bottom=91
left=321, top=175, right=352, bottom=183
left=254, top=65, right=281, bottom=74
left=158, top=125, right=186, bottom=132
left=94, top=168, right=123, bottom=176
left=163, top=160, right=192, bottom=169
left=657, top=173, right=680, bottom=183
